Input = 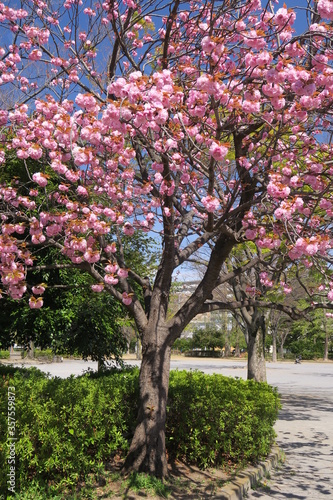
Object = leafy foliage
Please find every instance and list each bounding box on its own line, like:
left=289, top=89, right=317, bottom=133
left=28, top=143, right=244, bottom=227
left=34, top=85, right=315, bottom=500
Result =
left=0, top=366, right=139, bottom=496
left=284, top=310, right=332, bottom=359
left=0, top=366, right=280, bottom=496
left=191, top=325, right=225, bottom=351
left=167, top=370, right=280, bottom=468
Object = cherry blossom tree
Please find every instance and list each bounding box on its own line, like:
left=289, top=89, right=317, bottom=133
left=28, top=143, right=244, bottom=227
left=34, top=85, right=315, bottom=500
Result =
left=1, top=0, right=333, bottom=477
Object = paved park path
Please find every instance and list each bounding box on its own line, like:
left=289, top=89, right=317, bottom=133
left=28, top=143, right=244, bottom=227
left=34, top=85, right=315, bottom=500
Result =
left=4, top=357, right=333, bottom=499
left=247, top=364, right=333, bottom=499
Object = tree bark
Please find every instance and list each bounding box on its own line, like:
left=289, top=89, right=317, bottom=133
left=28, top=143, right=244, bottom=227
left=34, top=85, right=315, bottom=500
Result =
left=136, top=336, right=142, bottom=360
left=224, top=341, right=231, bottom=357
left=123, top=326, right=171, bottom=478
left=323, top=311, right=329, bottom=361
left=247, top=328, right=267, bottom=382
left=279, top=338, right=285, bottom=359
left=272, top=332, right=277, bottom=362
left=27, top=340, right=35, bottom=359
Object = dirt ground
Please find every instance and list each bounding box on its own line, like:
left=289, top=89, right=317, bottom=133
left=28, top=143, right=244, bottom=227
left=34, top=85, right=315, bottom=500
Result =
left=87, top=458, right=237, bottom=499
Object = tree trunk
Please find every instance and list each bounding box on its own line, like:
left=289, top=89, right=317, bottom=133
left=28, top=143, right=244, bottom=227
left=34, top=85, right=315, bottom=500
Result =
left=272, top=332, right=277, bottom=362
left=247, top=329, right=266, bottom=382
left=136, top=336, right=142, bottom=360
left=224, top=341, right=231, bottom=357
left=123, top=328, right=171, bottom=478
left=27, top=340, right=35, bottom=359
left=234, top=341, right=240, bottom=357
left=323, top=311, right=329, bottom=361
left=97, top=359, right=105, bottom=372
left=279, top=338, right=285, bottom=359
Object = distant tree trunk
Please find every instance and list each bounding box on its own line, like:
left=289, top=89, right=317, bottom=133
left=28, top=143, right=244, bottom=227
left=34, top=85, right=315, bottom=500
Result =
left=27, top=340, right=35, bottom=359
left=123, top=324, right=171, bottom=478
left=222, top=311, right=231, bottom=356
left=97, top=359, right=105, bottom=372
left=136, top=336, right=142, bottom=360
left=234, top=341, right=240, bottom=357
left=247, top=319, right=267, bottom=382
left=224, top=341, right=231, bottom=357
left=323, top=312, right=329, bottom=361
left=272, top=333, right=277, bottom=362
left=324, top=334, right=329, bottom=361
left=233, top=320, right=241, bottom=357
left=279, top=335, right=286, bottom=359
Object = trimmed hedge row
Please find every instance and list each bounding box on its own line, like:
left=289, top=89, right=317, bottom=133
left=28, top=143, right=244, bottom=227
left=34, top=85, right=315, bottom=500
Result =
left=167, top=370, right=280, bottom=468
left=0, top=365, right=280, bottom=496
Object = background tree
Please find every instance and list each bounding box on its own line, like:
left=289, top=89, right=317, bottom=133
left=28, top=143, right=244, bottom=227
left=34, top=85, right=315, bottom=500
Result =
left=267, top=309, right=292, bottom=361
left=191, top=325, right=225, bottom=352
left=1, top=0, right=333, bottom=478
left=284, top=310, right=333, bottom=360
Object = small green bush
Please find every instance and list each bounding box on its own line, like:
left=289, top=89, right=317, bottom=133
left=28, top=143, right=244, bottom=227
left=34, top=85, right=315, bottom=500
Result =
left=0, top=350, right=10, bottom=359
left=287, top=339, right=324, bottom=360
left=0, top=366, right=280, bottom=497
left=34, top=349, right=54, bottom=358
left=166, top=370, right=280, bottom=468
left=0, top=366, right=139, bottom=496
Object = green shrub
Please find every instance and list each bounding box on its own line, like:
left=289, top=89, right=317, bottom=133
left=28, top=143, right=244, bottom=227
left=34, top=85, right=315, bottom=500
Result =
left=166, top=370, right=280, bottom=468
left=0, top=366, right=139, bottom=496
left=34, top=349, right=54, bottom=359
left=287, top=339, right=324, bottom=360
left=0, top=350, right=10, bottom=359
left=0, top=366, right=280, bottom=497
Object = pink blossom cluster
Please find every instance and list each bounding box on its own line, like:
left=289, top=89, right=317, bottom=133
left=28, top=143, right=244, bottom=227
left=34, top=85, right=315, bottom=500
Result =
left=288, top=236, right=331, bottom=261
left=259, top=272, right=273, bottom=288
left=0, top=0, right=333, bottom=309
left=318, top=0, right=333, bottom=20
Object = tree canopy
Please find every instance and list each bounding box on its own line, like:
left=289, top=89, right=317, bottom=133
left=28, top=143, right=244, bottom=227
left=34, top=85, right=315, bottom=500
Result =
left=0, top=0, right=333, bottom=477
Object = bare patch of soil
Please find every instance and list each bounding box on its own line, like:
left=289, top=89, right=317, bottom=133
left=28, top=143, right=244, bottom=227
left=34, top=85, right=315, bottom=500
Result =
left=85, top=459, right=237, bottom=499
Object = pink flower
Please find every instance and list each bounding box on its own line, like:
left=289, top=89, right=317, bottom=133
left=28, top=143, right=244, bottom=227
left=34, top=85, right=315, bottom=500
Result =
left=305, top=243, right=318, bottom=256
left=242, top=100, right=260, bottom=113
left=117, top=268, right=128, bottom=278
left=104, top=243, right=117, bottom=253
left=0, top=110, right=8, bottom=125
left=201, top=195, right=220, bottom=213
left=32, top=285, right=46, bottom=295
left=77, top=186, right=89, bottom=197
left=83, top=250, right=100, bottom=263
left=29, top=297, right=43, bottom=309
left=28, top=49, right=42, bottom=60
left=244, top=30, right=266, bottom=49
left=280, top=282, right=292, bottom=294
left=209, top=142, right=228, bottom=161
left=104, top=274, right=119, bottom=285
left=32, top=172, right=48, bottom=187
left=201, top=36, right=216, bottom=54
left=274, top=7, right=296, bottom=27
left=91, top=283, right=104, bottom=292
left=320, top=199, right=332, bottom=210
left=122, top=292, right=132, bottom=306
left=318, top=0, right=333, bottom=20
left=105, top=264, right=118, bottom=274
left=123, top=223, right=135, bottom=236
left=245, top=229, right=257, bottom=240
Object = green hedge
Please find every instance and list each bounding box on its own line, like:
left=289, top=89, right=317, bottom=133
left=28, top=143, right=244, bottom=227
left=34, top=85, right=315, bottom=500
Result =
left=167, top=370, right=280, bottom=468
left=0, top=350, right=10, bottom=359
left=0, top=366, right=280, bottom=497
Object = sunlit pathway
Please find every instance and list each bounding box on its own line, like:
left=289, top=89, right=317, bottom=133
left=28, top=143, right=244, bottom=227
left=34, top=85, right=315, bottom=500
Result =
left=246, top=392, right=333, bottom=499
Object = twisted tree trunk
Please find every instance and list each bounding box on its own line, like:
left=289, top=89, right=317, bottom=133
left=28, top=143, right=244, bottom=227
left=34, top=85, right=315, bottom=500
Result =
left=123, top=324, right=171, bottom=477
left=247, top=327, right=267, bottom=382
